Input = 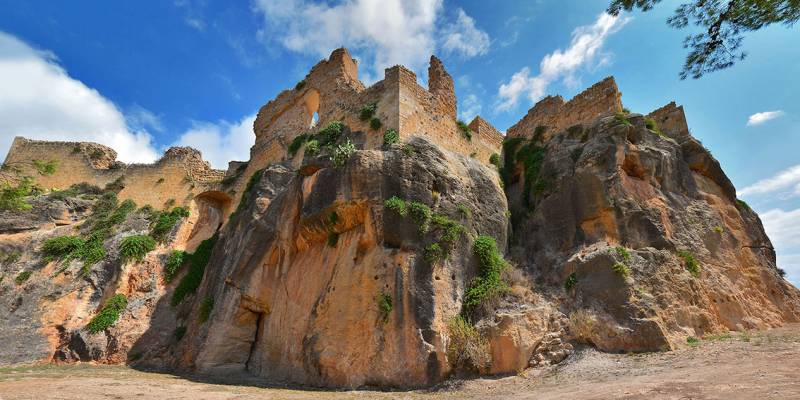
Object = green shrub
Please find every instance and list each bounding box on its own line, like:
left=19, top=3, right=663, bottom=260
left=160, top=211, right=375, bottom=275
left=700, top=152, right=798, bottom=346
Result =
left=377, top=291, right=393, bottom=324
left=198, top=296, right=214, bottom=323
left=384, top=196, right=408, bottom=217
left=463, top=236, right=508, bottom=313
left=316, top=121, right=344, bottom=146
left=383, top=129, right=399, bottom=146
left=686, top=336, right=700, bottom=346
left=408, top=201, right=432, bottom=233
left=457, top=204, right=471, bottom=219
left=173, top=326, right=187, bottom=341
left=614, top=112, right=632, bottom=126
left=164, top=250, right=187, bottom=283
left=518, top=142, right=547, bottom=210
left=456, top=120, right=473, bottom=141
left=565, top=272, right=577, bottom=290
left=369, top=117, right=382, bottom=131
left=736, top=199, right=751, bottom=211
left=713, top=225, right=724, bottom=234
left=119, top=235, right=156, bottom=263
left=424, top=243, right=444, bottom=264
left=42, top=236, right=85, bottom=261
left=288, top=133, right=309, bottom=156
left=614, top=246, right=631, bottom=262
left=446, top=315, right=490, bottom=372
left=612, top=262, right=631, bottom=277
left=151, top=207, right=190, bottom=243
left=489, top=153, right=500, bottom=169
left=327, top=232, right=339, bottom=247
left=778, top=268, right=787, bottom=278
left=644, top=118, right=657, bottom=130
left=33, top=159, right=57, bottom=175
left=104, top=176, right=125, bottom=193
left=0, top=177, right=36, bottom=212
left=15, top=270, right=32, bottom=285
left=330, top=140, right=355, bottom=168
left=533, top=125, right=547, bottom=141
left=294, top=79, right=306, bottom=90
left=359, top=103, right=377, bottom=121
left=171, top=234, right=218, bottom=306
left=230, top=169, right=264, bottom=221
left=85, top=294, right=127, bottom=334
left=402, top=144, right=415, bottom=156
left=305, top=139, right=320, bottom=155
left=677, top=250, right=700, bottom=277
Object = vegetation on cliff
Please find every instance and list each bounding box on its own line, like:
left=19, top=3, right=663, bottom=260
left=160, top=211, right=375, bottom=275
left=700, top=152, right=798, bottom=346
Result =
left=85, top=294, right=128, bottom=334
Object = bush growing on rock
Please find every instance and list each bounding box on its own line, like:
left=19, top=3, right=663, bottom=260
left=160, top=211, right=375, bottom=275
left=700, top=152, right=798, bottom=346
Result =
left=456, top=120, right=472, bottom=141
left=383, top=129, right=399, bottom=146
left=446, top=315, right=490, bottom=372
left=151, top=207, right=190, bottom=243
left=198, top=296, right=214, bottom=323
left=15, top=270, right=32, bottom=285
left=565, top=272, right=577, bottom=290
left=463, top=236, right=509, bottom=315
left=359, top=103, right=377, bottom=121
left=612, top=262, right=631, bottom=278
left=119, top=235, right=156, bottom=263
left=377, top=291, right=392, bottom=324
left=384, top=196, right=408, bottom=217
left=369, top=117, right=382, bottom=131
left=171, top=234, right=218, bottom=306
left=0, top=177, right=36, bottom=212
left=678, top=250, right=701, bottom=277
left=330, top=140, right=355, bottom=168
left=85, top=294, right=127, bottom=334
left=164, top=250, right=187, bottom=283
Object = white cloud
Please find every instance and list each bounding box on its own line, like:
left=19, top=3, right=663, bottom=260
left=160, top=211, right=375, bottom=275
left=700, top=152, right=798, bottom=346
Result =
left=777, top=253, right=800, bottom=286
left=495, top=13, right=629, bottom=112
left=126, top=104, right=164, bottom=133
left=172, top=114, right=256, bottom=169
left=441, top=8, right=490, bottom=58
left=252, top=0, right=489, bottom=81
left=458, top=93, right=482, bottom=122
left=747, top=110, right=784, bottom=126
left=0, top=31, right=159, bottom=163
left=761, top=208, right=800, bottom=249
left=739, top=164, right=800, bottom=197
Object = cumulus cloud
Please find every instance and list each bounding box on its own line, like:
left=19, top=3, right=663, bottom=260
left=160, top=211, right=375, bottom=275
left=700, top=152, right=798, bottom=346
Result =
left=441, top=8, right=490, bottom=58
left=739, top=164, right=800, bottom=197
left=458, top=94, right=482, bottom=122
left=761, top=208, right=800, bottom=249
left=252, top=0, right=489, bottom=80
left=747, top=110, right=784, bottom=126
left=495, top=13, right=629, bottom=112
left=172, top=115, right=256, bottom=169
left=0, top=31, right=159, bottom=163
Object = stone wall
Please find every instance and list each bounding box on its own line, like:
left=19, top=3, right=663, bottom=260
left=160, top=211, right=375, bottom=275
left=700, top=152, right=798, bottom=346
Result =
left=648, top=101, right=690, bottom=137
left=507, top=77, right=623, bottom=140
left=2, top=137, right=225, bottom=211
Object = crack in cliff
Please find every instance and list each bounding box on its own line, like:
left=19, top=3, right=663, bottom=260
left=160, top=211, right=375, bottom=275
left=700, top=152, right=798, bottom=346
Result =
left=244, top=311, right=264, bottom=373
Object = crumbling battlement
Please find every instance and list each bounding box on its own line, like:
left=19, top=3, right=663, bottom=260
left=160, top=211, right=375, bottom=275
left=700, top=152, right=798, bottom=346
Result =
left=647, top=101, right=690, bottom=137
left=507, top=77, right=624, bottom=140
left=2, top=137, right=226, bottom=212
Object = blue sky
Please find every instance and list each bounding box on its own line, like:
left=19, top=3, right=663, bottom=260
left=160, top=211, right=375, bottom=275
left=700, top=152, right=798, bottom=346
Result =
left=1, top=0, right=799, bottom=284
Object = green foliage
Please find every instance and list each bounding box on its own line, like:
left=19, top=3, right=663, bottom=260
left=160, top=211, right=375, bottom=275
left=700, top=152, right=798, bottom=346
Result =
left=518, top=142, right=547, bottom=210
left=1, top=251, right=21, bottom=266
left=85, top=294, right=127, bottom=334
left=328, top=211, right=339, bottom=225
left=677, top=250, right=701, bottom=277
left=383, top=128, right=399, bottom=146
left=119, top=235, right=156, bottom=263
left=330, top=140, right=355, bottom=168
left=614, top=246, right=631, bottom=262
left=316, top=121, right=344, bottom=146
left=463, top=236, right=508, bottom=313
left=369, top=117, right=382, bottom=131
left=686, top=336, right=700, bottom=346
left=288, top=133, right=310, bottom=156
left=164, top=250, right=187, bottom=283
left=614, top=112, right=632, bottom=126
left=607, top=0, right=800, bottom=79
left=104, top=176, right=125, bottom=193
left=230, top=169, right=264, bottom=221
left=408, top=201, right=432, bottom=233
left=446, top=315, right=490, bottom=372
left=33, top=159, right=57, bottom=175
left=171, top=234, right=218, bottom=306
left=778, top=268, right=787, bottom=278
left=713, top=225, right=724, bottom=234
left=644, top=117, right=657, bottom=130
left=402, top=144, right=415, bottom=156
left=173, top=326, right=187, bottom=341
left=384, top=196, right=408, bottom=217
left=612, top=262, right=631, bottom=278
left=533, top=125, right=547, bottom=141
left=198, top=296, right=214, bottom=323
left=377, top=291, right=393, bottom=324
left=736, top=199, right=751, bottom=211
left=457, top=120, right=472, bottom=141
left=457, top=204, right=471, bottom=219
left=294, top=79, right=306, bottom=91
left=424, top=243, right=444, bottom=265
left=327, top=232, right=339, bottom=247
left=150, top=207, right=190, bottom=243
left=305, top=139, right=320, bottom=155
left=0, top=177, right=36, bottom=212
left=565, top=272, right=577, bottom=290
left=15, top=270, right=32, bottom=285
left=489, top=153, right=501, bottom=169
left=359, top=103, right=377, bottom=121
left=42, top=236, right=85, bottom=261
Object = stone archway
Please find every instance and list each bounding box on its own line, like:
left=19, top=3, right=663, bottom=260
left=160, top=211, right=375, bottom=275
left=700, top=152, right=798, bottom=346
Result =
left=184, top=190, right=233, bottom=252
left=303, top=89, right=320, bottom=129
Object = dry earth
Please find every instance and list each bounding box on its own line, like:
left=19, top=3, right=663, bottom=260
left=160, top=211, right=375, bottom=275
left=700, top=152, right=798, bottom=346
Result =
left=1, top=325, right=799, bottom=400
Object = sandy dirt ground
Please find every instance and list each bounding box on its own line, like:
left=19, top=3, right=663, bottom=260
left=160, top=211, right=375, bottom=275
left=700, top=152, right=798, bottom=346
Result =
left=1, top=325, right=799, bottom=400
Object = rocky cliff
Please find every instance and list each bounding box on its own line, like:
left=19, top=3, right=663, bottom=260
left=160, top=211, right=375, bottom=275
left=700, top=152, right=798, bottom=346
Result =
left=0, top=49, right=798, bottom=389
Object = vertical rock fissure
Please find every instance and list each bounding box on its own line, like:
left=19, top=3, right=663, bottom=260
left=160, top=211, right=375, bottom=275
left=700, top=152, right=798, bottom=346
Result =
left=245, top=311, right=264, bottom=372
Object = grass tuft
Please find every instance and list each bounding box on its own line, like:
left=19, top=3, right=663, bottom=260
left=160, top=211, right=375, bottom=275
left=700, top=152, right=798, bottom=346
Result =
left=85, top=294, right=127, bottom=334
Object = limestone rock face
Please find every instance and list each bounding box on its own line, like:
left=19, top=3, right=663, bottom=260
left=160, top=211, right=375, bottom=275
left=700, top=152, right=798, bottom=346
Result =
left=503, top=113, right=800, bottom=352
left=168, top=136, right=509, bottom=388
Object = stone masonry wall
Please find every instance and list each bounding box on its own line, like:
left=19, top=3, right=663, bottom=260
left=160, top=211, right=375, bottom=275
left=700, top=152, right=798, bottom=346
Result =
left=2, top=137, right=225, bottom=211
left=647, top=101, right=690, bottom=137
left=507, top=77, right=623, bottom=140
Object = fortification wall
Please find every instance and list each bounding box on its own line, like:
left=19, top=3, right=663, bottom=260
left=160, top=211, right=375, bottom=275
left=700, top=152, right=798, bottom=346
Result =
left=507, top=77, right=623, bottom=140
left=648, top=101, right=690, bottom=137
left=2, top=137, right=225, bottom=210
